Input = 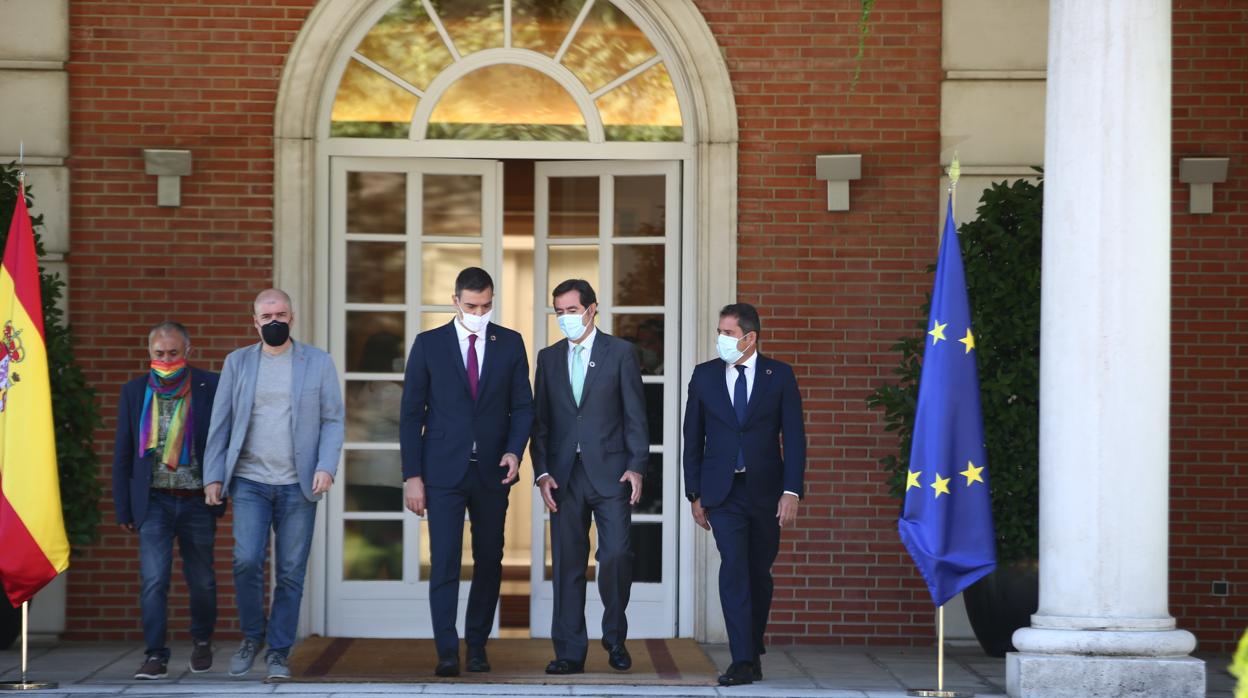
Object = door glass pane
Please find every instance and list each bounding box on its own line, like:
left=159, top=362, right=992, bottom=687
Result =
left=613, top=176, right=666, bottom=237
left=423, top=311, right=456, bottom=332
left=427, top=65, right=588, bottom=141
left=597, top=62, right=683, bottom=142
left=549, top=177, right=598, bottom=238
left=547, top=245, right=599, bottom=294
left=644, top=382, right=662, bottom=445
left=348, top=172, right=406, bottom=235
left=423, top=174, right=483, bottom=237
left=345, top=381, right=404, bottom=443
left=630, top=522, right=662, bottom=583
left=354, top=0, right=454, bottom=92
left=420, top=519, right=475, bottom=581
left=344, top=450, right=403, bottom=512
left=635, top=453, right=663, bottom=515
left=343, top=521, right=404, bottom=581
left=612, top=313, right=664, bottom=375
left=429, top=0, right=504, bottom=56
left=560, top=0, right=655, bottom=93
left=331, top=60, right=419, bottom=139
left=422, top=243, right=482, bottom=304
left=512, top=0, right=586, bottom=56
left=544, top=519, right=598, bottom=581
left=613, top=244, right=664, bottom=306
left=346, top=312, right=405, bottom=373
left=347, top=241, right=406, bottom=304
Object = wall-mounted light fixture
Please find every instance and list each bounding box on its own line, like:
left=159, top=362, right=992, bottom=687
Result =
left=143, top=149, right=192, bottom=207
left=1178, top=157, right=1229, bottom=214
left=815, top=154, right=862, bottom=212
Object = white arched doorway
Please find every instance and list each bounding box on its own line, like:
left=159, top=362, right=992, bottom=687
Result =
left=273, top=0, right=737, bottom=641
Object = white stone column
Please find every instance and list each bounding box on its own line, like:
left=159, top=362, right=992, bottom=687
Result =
left=1007, top=1, right=1204, bottom=696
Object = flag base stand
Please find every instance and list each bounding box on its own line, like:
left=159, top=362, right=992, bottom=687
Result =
left=0, top=603, right=57, bottom=691
left=906, top=606, right=974, bottom=698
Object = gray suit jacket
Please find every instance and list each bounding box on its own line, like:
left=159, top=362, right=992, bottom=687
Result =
left=531, top=330, right=648, bottom=496
left=203, top=340, right=345, bottom=502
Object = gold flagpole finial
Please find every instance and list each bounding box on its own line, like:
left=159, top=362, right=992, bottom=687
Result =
left=948, top=152, right=960, bottom=191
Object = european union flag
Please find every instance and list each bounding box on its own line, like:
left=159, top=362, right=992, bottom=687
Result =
left=898, top=198, right=997, bottom=607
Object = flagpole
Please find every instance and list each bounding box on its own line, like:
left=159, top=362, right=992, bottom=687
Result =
left=0, top=144, right=58, bottom=694
left=906, top=155, right=972, bottom=698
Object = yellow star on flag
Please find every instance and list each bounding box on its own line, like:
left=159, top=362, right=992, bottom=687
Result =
left=906, top=470, right=922, bottom=491
left=959, top=328, right=975, bottom=354
left=931, top=474, right=950, bottom=498
left=961, top=461, right=984, bottom=486
left=928, top=320, right=947, bottom=345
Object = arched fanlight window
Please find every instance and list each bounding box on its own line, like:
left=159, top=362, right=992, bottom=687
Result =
left=329, top=0, right=684, bottom=142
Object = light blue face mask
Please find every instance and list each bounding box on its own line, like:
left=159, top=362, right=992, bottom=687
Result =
left=717, top=333, right=752, bottom=364
left=559, top=308, right=590, bottom=341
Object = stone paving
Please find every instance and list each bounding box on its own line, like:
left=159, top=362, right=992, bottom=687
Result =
left=0, top=642, right=1236, bottom=697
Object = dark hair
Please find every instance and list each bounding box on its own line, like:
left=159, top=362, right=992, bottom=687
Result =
left=719, top=303, right=761, bottom=337
left=455, top=267, right=494, bottom=297
left=552, top=279, right=597, bottom=307
left=148, top=321, right=191, bottom=347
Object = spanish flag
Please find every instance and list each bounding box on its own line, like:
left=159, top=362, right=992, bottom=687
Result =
left=0, top=180, right=69, bottom=606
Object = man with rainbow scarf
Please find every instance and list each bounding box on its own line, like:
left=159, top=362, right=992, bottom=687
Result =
left=111, top=321, right=222, bottom=680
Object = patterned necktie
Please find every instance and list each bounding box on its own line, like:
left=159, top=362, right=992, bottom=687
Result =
left=734, top=365, right=748, bottom=470
left=571, top=344, right=586, bottom=405
left=467, top=334, right=479, bottom=400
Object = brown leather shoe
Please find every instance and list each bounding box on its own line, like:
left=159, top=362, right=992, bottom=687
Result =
left=189, top=639, right=213, bottom=673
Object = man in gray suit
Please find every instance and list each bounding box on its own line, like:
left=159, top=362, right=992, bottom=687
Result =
left=532, top=279, right=648, bottom=675
left=204, top=288, right=344, bottom=681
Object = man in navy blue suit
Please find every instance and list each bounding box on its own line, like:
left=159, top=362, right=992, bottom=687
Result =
left=112, top=321, right=222, bottom=680
left=400, top=267, right=533, bottom=677
left=681, top=303, right=806, bottom=686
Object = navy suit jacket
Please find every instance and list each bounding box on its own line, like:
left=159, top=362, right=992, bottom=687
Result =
left=682, top=354, right=806, bottom=508
left=400, top=320, right=534, bottom=489
left=111, top=367, right=223, bottom=526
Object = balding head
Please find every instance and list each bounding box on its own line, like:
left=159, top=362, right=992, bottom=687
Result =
left=253, top=288, right=293, bottom=316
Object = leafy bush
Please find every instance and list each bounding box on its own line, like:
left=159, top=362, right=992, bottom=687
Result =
left=867, top=177, right=1041, bottom=565
left=0, top=163, right=101, bottom=549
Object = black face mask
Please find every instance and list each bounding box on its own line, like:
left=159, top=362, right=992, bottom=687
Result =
left=260, top=320, right=290, bottom=347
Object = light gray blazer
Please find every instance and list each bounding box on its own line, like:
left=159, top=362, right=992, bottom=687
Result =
left=203, top=340, right=345, bottom=502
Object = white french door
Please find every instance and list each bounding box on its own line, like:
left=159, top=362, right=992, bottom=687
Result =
left=326, top=156, right=503, bottom=637
left=529, top=160, right=682, bottom=639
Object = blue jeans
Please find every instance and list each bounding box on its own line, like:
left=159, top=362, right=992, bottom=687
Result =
left=230, top=477, right=317, bottom=658
left=138, top=491, right=218, bottom=659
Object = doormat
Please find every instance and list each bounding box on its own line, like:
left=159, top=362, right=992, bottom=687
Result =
left=286, top=636, right=718, bottom=685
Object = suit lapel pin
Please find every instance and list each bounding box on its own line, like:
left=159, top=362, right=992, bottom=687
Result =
left=766, top=369, right=773, bottom=375
left=490, top=335, right=497, bottom=341
left=588, top=361, right=595, bottom=368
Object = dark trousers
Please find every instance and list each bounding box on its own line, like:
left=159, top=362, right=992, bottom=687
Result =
left=138, top=490, right=218, bottom=659
left=550, top=456, right=632, bottom=663
left=706, top=474, right=781, bottom=663
left=426, top=459, right=510, bottom=658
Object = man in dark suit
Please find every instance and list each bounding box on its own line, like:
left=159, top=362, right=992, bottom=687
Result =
left=112, top=321, right=222, bottom=680
left=532, top=279, right=648, bottom=675
left=682, top=303, right=806, bottom=686
left=400, top=267, right=533, bottom=677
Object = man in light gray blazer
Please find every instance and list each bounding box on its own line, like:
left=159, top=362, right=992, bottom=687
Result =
left=203, top=288, right=344, bottom=681
left=532, top=279, right=648, bottom=675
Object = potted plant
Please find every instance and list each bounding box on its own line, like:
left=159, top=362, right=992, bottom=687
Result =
left=0, top=163, right=102, bottom=648
left=867, top=175, right=1042, bottom=657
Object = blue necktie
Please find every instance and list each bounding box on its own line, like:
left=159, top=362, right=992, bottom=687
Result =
left=734, top=365, right=747, bottom=471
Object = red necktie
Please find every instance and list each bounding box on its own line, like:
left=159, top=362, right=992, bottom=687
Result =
left=467, top=334, right=479, bottom=400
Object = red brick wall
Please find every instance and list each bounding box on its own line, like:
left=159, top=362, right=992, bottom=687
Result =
left=694, top=0, right=944, bottom=646
left=65, top=0, right=317, bottom=640
left=1170, top=2, right=1248, bottom=655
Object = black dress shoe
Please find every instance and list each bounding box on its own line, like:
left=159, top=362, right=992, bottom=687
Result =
left=717, top=660, right=755, bottom=686
left=752, top=656, right=763, bottom=681
left=603, top=643, right=631, bottom=671
left=434, top=657, right=460, bottom=677
left=545, top=658, right=585, bottom=675
left=466, top=646, right=490, bottom=673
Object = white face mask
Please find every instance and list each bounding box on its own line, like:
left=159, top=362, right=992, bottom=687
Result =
left=558, top=308, right=590, bottom=341
left=717, top=333, right=752, bottom=364
left=458, top=307, right=492, bottom=334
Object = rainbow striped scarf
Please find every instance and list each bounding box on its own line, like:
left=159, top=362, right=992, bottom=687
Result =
left=139, top=360, right=193, bottom=471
